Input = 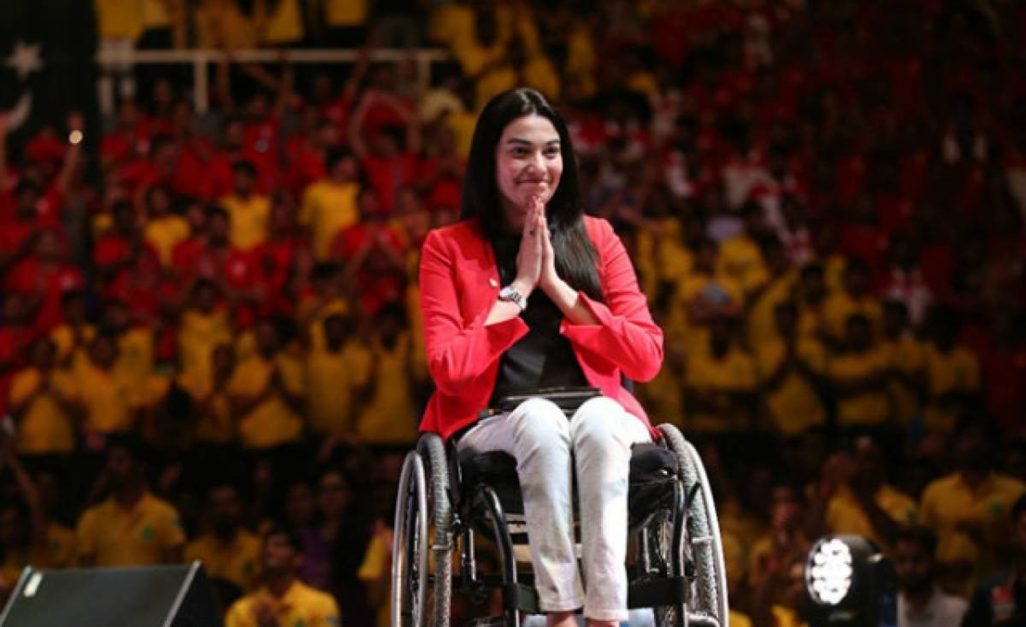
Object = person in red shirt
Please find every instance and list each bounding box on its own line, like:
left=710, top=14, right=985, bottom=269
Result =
left=168, top=99, right=216, bottom=200
left=416, top=124, right=465, bottom=213
left=100, top=98, right=152, bottom=173
left=352, top=124, right=420, bottom=218
left=176, top=205, right=264, bottom=329
left=350, top=84, right=421, bottom=217
left=257, top=194, right=310, bottom=318
left=202, top=118, right=275, bottom=201
left=168, top=200, right=211, bottom=285
left=0, top=182, right=58, bottom=276
left=112, top=135, right=180, bottom=200
left=94, top=201, right=152, bottom=285
left=4, top=228, right=84, bottom=336
left=418, top=88, right=664, bottom=626
left=839, top=194, right=889, bottom=275
left=330, top=188, right=406, bottom=315
left=282, top=107, right=330, bottom=198
left=311, top=41, right=370, bottom=141
left=0, top=292, right=40, bottom=416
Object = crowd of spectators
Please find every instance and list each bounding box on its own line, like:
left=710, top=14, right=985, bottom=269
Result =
left=3, top=0, right=1026, bottom=625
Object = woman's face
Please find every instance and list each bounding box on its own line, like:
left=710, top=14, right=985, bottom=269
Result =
left=495, top=114, right=563, bottom=230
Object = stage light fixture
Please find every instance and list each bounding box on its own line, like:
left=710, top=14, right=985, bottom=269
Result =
left=803, top=534, right=897, bottom=627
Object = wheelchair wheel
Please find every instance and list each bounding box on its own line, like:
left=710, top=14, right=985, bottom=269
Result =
left=655, top=424, right=729, bottom=627
left=392, top=433, right=453, bottom=626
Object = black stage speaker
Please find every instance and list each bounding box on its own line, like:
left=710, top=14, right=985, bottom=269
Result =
left=0, top=561, right=222, bottom=627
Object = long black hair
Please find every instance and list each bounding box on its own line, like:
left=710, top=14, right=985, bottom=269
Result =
left=461, top=88, right=603, bottom=302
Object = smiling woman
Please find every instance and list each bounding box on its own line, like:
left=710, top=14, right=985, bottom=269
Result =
left=495, top=115, right=564, bottom=230
left=416, top=87, right=665, bottom=627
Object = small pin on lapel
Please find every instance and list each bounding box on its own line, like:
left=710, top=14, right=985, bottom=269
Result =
left=489, top=278, right=499, bottom=288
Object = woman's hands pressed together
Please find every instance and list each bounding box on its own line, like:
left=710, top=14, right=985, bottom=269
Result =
left=511, top=195, right=547, bottom=298
left=509, top=195, right=598, bottom=325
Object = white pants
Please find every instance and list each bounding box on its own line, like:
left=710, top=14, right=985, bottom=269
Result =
left=457, top=396, right=651, bottom=621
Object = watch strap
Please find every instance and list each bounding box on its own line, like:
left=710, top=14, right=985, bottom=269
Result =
left=498, top=285, right=528, bottom=311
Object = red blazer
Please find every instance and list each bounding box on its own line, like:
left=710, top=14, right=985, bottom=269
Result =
left=418, top=216, right=664, bottom=440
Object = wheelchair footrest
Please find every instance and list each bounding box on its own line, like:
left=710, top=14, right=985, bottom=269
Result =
left=502, top=582, right=540, bottom=614
left=626, top=576, right=688, bottom=608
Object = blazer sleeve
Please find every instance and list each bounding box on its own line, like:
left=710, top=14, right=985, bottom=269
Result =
left=560, top=218, right=664, bottom=382
left=419, top=228, right=529, bottom=395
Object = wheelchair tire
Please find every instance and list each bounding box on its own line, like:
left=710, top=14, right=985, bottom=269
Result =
left=658, top=424, right=729, bottom=627
left=392, top=434, right=453, bottom=627
left=418, top=433, right=453, bottom=627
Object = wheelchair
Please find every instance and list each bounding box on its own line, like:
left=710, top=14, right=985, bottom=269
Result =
left=391, top=420, right=728, bottom=627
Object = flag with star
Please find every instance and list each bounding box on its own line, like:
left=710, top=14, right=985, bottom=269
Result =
left=0, top=0, right=99, bottom=145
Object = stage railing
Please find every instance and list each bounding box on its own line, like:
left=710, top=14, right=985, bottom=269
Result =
left=95, top=48, right=451, bottom=115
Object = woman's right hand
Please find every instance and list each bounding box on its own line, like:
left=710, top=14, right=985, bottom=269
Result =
left=512, top=195, right=545, bottom=295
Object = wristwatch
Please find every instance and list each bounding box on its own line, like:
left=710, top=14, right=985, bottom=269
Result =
left=497, top=285, right=528, bottom=312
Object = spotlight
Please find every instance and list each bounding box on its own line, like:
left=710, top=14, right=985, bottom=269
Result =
left=804, top=535, right=897, bottom=627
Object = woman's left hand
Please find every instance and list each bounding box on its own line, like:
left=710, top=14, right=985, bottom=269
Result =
left=537, top=196, right=562, bottom=293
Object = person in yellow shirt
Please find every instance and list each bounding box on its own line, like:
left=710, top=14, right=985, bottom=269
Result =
left=63, top=334, right=142, bottom=441
left=257, top=0, right=304, bottom=46
left=220, top=160, right=271, bottom=252
left=138, top=0, right=180, bottom=48
left=795, top=262, right=831, bottom=346
left=306, top=313, right=372, bottom=439
left=225, top=525, right=341, bottom=627
left=666, top=236, right=745, bottom=353
left=744, top=236, right=797, bottom=350
left=178, top=279, right=234, bottom=388
left=920, top=421, right=1026, bottom=598
left=296, top=263, right=353, bottom=352
left=637, top=326, right=685, bottom=429
left=721, top=528, right=755, bottom=627
left=752, top=557, right=809, bottom=627
left=228, top=318, right=305, bottom=449
left=186, top=482, right=261, bottom=592
left=300, top=148, right=361, bottom=261
left=922, top=309, right=980, bottom=434
left=193, top=0, right=258, bottom=48
left=95, top=0, right=144, bottom=44
left=101, top=299, right=160, bottom=409
left=75, top=435, right=186, bottom=566
left=358, top=519, right=394, bottom=627
left=180, top=343, right=237, bottom=445
left=8, top=339, right=77, bottom=455
left=756, top=302, right=827, bottom=436
left=881, top=300, right=926, bottom=426
left=682, top=316, right=759, bottom=434
left=812, top=437, right=918, bottom=553
left=826, top=314, right=891, bottom=429
left=49, top=289, right=95, bottom=373
left=717, top=201, right=770, bottom=297
left=143, top=185, right=189, bottom=267
left=322, top=0, right=368, bottom=47
left=630, top=192, right=689, bottom=297
left=821, top=258, right=883, bottom=345
left=355, top=303, right=419, bottom=447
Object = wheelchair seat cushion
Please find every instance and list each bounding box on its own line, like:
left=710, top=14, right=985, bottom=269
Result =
left=456, top=442, right=679, bottom=529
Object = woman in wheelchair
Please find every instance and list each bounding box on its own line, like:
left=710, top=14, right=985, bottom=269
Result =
left=417, top=87, right=665, bottom=627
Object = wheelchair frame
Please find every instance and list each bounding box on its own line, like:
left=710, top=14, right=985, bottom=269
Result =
left=391, top=423, right=728, bottom=627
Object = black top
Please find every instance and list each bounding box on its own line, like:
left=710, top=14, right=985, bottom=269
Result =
left=489, top=234, right=588, bottom=407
